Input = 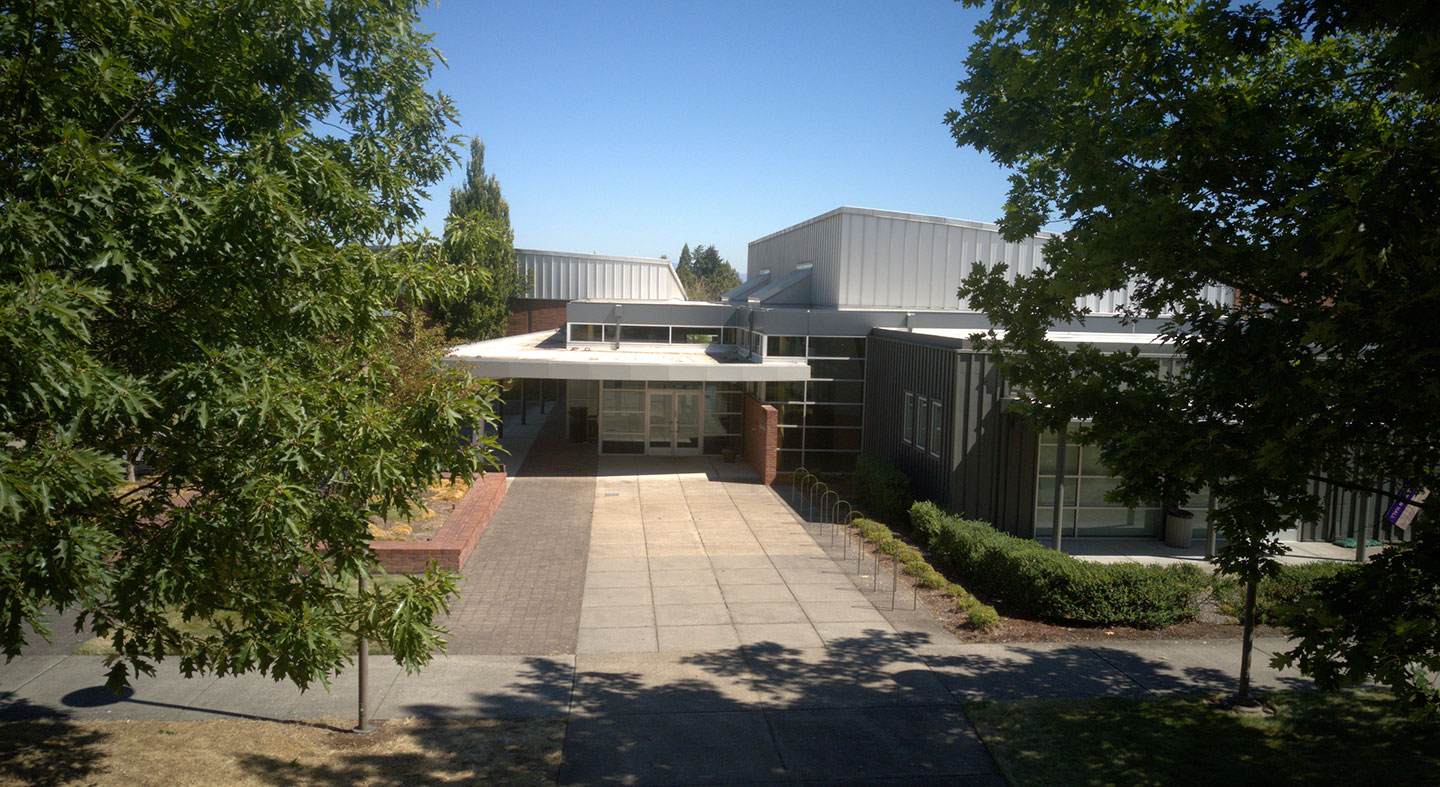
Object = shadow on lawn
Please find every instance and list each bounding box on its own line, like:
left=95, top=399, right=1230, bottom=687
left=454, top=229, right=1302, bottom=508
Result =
left=0, top=699, right=110, bottom=785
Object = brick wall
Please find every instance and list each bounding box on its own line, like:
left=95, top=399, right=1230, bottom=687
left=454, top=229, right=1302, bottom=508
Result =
left=743, top=394, right=779, bottom=485
left=506, top=298, right=569, bottom=336
left=370, top=470, right=507, bottom=574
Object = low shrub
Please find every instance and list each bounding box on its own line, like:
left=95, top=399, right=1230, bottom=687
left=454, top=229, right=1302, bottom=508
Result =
left=1213, top=562, right=1356, bottom=625
left=849, top=516, right=982, bottom=608
left=909, top=501, right=1205, bottom=629
left=968, top=605, right=1000, bottom=630
left=916, top=567, right=948, bottom=589
left=854, top=454, right=914, bottom=527
left=856, top=518, right=892, bottom=542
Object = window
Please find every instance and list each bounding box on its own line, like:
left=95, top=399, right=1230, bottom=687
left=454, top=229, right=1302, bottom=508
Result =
left=915, top=396, right=928, bottom=451
left=1035, top=428, right=1165, bottom=538
left=808, top=359, right=865, bottom=380
left=569, top=323, right=604, bottom=342
left=806, top=404, right=862, bottom=427
left=600, top=381, right=646, bottom=454
left=673, top=327, right=720, bottom=344
left=903, top=392, right=914, bottom=443
left=767, top=335, right=807, bottom=357
left=929, top=399, right=943, bottom=457
left=807, top=380, right=864, bottom=403
left=808, top=336, right=866, bottom=359
left=619, top=324, right=669, bottom=343
left=722, top=327, right=738, bottom=345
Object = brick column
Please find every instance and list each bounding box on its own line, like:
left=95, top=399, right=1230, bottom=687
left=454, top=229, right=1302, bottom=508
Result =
left=743, top=394, right=779, bottom=484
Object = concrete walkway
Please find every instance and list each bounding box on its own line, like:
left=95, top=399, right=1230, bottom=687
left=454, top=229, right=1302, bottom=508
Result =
left=1, top=438, right=1321, bottom=785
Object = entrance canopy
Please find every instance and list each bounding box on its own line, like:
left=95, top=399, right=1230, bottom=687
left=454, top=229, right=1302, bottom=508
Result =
left=444, top=330, right=812, bottom=382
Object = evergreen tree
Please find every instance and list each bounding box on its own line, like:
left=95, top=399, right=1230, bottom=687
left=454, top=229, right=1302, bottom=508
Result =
left=432, top=139, right=523, bottom=341
left=675, top=243, right=741, bottom=301
left=449, top=139, right=509, bottom=225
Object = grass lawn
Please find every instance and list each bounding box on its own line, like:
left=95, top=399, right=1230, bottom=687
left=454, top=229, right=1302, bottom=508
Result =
left=966, top=690, right=1440, bottom=786
left=0, top=716, right=564, bottom=786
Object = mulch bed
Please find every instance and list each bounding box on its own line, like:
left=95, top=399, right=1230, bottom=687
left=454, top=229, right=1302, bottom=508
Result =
left=368, top=481, right=471, bottom=542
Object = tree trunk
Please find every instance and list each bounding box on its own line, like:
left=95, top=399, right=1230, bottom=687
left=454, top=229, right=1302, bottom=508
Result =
left=1237, top=573, right=1258, bottom=702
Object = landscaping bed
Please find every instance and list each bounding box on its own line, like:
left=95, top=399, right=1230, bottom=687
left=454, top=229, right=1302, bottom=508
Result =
left=368, top=470, right=506, bottom=574
left=367, top=478, right=475, bottom=542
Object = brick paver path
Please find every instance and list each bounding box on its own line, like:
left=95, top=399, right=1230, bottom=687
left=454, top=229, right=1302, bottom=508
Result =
left=440, top=409, right=595, bottom=655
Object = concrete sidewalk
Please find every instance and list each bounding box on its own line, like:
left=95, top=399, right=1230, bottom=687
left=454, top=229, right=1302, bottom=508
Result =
left=2, top=635, right=1303, bottom=784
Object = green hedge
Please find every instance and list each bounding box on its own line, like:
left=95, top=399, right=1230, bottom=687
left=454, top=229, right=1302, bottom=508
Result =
left=909, top=501, right=1205, bottom=628
left=854, top=454, right=913, bottom=528
left=1214, top=562, right=1356, bottom=625
left=850, top=516, right=998, bottom=627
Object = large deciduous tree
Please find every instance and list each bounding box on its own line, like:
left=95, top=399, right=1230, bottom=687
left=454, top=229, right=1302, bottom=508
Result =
left=432, top=138, right=522, bottom=341
left=946, top=0, right=1439, bottom=709
left=0, top=0, right=500, bottom=690
left=676, top=243, right=742, bottom=301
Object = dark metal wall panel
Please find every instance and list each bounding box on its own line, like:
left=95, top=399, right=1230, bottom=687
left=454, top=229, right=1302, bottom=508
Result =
left=863, top=333, right=1040, bottom=535
left=948, top=349, right=1039, bottom=536
left=861, top=335, right=955, bottom=512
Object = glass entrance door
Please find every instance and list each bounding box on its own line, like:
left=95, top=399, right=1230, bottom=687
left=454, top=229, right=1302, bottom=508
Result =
left=646, top=392, right=702, bottom=456
left=673, top=392, right=701, bottom=455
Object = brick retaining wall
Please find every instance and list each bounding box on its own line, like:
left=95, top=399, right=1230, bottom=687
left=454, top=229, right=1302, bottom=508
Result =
left=370, top=470, right=507, bottom=574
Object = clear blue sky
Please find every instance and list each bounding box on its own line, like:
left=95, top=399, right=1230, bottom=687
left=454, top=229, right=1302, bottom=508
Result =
left=416, top=0, right=1010, bottom=274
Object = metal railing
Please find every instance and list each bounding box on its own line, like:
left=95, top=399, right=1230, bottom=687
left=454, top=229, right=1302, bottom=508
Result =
left=787, top=468, right=916, bottom=610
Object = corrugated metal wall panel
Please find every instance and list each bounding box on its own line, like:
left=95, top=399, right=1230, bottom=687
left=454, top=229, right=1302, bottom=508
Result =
left=861, top=335, right=955, bottom=512
left=862, top=332, right=1039, bottom=535
left=515, top=250, right=684, bottom=301
left=751, top=208, right=1233, bottom=314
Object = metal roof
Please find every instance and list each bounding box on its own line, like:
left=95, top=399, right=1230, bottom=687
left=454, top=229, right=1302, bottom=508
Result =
left=516, top=249, right=687, bottom=301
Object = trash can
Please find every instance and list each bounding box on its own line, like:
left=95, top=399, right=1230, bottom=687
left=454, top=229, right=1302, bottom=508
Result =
left=1164, top=508, right=1195, bottom=549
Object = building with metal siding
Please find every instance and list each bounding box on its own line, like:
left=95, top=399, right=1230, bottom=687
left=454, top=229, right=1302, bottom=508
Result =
left=449, top=207, right=1393, bottom=545
left=516, top=249, right=687, bottom=302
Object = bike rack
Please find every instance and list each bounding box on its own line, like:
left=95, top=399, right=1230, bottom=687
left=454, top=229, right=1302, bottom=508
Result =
left=808, top=481, right=828, bottom=522
left=833, top=500, right=854, bottom=546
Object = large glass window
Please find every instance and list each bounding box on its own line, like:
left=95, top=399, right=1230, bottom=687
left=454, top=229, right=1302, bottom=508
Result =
left=673, top=327, right=720, bottom=344
left=768, top=381, right=807, bottom=402
left=803, top=428, right=861, bottom=451
left=808, top=359, right=865, bottom=381
left=1035, top=429, right=1164, bottom=538
left=808, top=380, right=864, bottom=403
left=600, top=381, right=646, bottom=454
left=619, top=324, right=669, bottom=343
left=903, top=393, right=914, bottom=443
left=767, top=335, right=807, bottom=357
left=808, top=336, right=866, bottom=358
left=570, top=323, right=604, bottom=342
left=806, top=404, right=863, bottom=428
